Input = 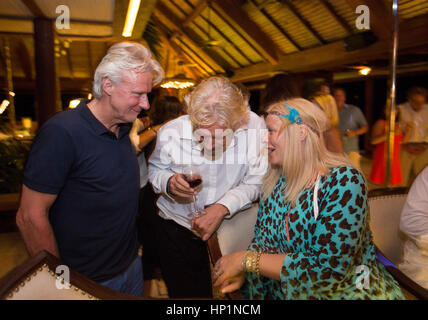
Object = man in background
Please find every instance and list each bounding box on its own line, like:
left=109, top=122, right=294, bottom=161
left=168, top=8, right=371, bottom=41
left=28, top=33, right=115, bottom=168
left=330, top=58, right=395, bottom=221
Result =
left=398, top=86, right=428, bottom=186
left=333, top=87, right=368, bottom=168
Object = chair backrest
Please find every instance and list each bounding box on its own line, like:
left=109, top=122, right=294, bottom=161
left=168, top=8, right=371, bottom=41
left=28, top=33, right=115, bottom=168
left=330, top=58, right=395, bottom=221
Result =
left=216, top=203, right=259, bottom=256
left=0, top=250, right=143, bottom=300
left=207, top=203, right=259, bottom=300
left=368, top=187, right=408, bottom=266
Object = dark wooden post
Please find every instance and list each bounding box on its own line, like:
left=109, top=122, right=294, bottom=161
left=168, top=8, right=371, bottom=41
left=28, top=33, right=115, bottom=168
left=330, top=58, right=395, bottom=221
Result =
left=34, top=18, right=60, bottom=127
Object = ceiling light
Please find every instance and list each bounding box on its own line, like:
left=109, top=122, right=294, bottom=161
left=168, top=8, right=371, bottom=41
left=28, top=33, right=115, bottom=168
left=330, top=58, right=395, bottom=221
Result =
left=122, top=0, right=141, bottom=37
left=359, top=67, right=371, bottom=75
left=160, top=74, right=195, bottom=89
left=0, top=100, right=10, bottom=114
left=68, top=99, right=81, bottom=109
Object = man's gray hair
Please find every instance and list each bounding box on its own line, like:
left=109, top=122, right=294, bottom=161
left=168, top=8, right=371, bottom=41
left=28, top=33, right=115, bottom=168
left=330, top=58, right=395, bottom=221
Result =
left=92, top=42, right=164, bottom=99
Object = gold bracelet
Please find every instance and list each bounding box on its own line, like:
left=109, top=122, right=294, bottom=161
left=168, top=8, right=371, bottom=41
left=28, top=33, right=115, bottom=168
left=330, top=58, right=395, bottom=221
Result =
left=246, top=251, right=255, bottom=273
left=243, top=251, right=262, bottom=277
left=255, top=251, right=261, bottom=277
left=241, top=251, right=250, bottom=272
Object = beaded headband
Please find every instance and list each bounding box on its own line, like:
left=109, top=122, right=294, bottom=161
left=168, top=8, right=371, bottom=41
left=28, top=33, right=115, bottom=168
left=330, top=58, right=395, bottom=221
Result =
left=264, top=102, right=320, bottom=136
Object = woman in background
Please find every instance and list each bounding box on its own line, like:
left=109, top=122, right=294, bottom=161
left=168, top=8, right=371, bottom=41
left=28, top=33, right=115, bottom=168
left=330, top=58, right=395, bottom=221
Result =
left=369, top=107, right=406, bottom=186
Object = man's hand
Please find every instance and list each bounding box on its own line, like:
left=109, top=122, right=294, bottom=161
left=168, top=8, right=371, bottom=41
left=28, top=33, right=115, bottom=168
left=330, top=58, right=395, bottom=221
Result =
left=167, top=173, right=196, bottom=202
left=191, top=203, right=229, bottom=241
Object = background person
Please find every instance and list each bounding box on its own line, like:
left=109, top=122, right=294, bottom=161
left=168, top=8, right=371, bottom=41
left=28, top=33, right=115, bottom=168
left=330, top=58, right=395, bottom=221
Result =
left=304, top=81, right=342, bottom=154
left=399, top=166, right=428, bottom=289
left=397, top=87, right=428, bottom=186
left=333, top=87, right=368, bottom=168
left=369, top=106, right=405, bottom=186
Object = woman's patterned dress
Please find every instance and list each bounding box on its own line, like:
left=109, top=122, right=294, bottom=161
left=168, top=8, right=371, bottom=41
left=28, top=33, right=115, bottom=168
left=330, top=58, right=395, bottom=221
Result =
left=243, top=166, right=405, bottom=300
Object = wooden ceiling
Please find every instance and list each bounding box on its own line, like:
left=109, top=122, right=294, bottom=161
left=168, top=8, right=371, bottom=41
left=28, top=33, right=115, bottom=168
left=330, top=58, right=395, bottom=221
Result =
left=1, top=0, right=428, bottom=92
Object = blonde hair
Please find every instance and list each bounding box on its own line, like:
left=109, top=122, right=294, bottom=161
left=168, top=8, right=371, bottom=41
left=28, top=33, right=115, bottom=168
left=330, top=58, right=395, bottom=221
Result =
left=93, top=42, right=164, bottom=99
left=184, top=76, right=249, bottom=130
left=263, top=98, right=356, bottom=206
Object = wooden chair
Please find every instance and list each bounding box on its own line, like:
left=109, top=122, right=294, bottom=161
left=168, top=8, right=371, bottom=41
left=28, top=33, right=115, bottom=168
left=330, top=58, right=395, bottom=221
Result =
left=368, top=187, right=428, bottom=300
left=0, top=250, right=143, bottom=300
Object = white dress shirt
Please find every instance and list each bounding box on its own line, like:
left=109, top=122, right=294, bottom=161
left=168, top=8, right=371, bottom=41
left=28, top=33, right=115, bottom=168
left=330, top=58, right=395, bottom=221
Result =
left=398, top=102, right=428, bottom=143
left=399, top=166, right=428, bottom=289
left=148, top=112, right=268, bottom=230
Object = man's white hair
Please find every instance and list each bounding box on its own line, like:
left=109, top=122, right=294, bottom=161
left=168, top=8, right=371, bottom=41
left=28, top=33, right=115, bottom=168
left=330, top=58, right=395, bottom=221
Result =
left=92, top=42, right=164, bottom=99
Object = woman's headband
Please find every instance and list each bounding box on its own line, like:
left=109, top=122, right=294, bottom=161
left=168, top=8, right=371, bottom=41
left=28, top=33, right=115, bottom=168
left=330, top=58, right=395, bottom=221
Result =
left=263, top=102, right=320, bottom=136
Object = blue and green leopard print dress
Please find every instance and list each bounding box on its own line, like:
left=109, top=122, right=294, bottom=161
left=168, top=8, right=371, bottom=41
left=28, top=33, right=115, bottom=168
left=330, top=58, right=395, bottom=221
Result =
left=242, top=166, right=405, bottom=300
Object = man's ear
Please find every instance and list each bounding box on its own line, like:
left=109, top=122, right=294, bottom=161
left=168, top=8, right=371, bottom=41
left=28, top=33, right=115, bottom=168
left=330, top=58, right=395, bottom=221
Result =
left=102, top=77, right=114, bottom=96
left=299, top=126, right=309, bottom=141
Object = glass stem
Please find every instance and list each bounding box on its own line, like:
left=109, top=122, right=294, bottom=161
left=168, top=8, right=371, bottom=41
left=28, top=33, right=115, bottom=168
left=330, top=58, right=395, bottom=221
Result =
left=192, top=195, right=198, bottom=215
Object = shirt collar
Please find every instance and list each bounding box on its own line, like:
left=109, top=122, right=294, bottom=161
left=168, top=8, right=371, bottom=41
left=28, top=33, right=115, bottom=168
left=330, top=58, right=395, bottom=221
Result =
left=77, top=100, right=132, bottom=139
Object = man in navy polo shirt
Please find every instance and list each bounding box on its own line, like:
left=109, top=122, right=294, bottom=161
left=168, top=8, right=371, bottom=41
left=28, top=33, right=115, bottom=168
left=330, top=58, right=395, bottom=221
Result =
left=16, top=42, right=164, bottom=296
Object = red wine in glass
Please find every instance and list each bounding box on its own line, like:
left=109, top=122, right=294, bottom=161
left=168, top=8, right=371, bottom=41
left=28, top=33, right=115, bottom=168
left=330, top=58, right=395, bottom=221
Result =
left=183, top=174, right=202, bottom=188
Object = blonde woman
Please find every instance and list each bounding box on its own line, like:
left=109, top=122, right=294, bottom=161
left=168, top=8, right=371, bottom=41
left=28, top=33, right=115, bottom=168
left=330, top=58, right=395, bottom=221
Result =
left=212, top=98, right=404, bottom=299
left=148, top=76, right=267, bottom=298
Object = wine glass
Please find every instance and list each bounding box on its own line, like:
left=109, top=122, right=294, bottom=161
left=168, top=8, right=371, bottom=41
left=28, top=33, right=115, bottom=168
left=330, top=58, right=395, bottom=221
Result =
left=182, top=165, right=203, bottom=219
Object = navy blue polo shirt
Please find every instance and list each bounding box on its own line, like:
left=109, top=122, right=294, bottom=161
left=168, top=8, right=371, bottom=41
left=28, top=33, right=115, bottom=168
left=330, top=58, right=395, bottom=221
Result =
left=23, top=101, right=139, bottom=282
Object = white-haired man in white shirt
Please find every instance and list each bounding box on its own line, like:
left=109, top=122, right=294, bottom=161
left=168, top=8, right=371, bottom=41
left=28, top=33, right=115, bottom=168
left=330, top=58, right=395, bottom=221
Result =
left=148, top=76, right=267, bottom=298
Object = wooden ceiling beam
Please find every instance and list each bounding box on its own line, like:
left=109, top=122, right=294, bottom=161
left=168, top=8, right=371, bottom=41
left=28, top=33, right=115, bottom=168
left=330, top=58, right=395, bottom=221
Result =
left=211, top=0, right=279, bottom=65
left=174, top=37, right=216, bottom=76
left=181, top=0, right=253, bottom=65
left=154, top=17, right=209, bottom=77
left=131, top=0, right=158, bottom=39
left=112, top=0, right=129, bottom=38
left=192, top=18, right=249, bottom=67
left=158, top=31, right=200, bottom=80
left=170, top=1, right=240, bottom=68
left=247, top=0, right=301, bottom=51
left=231, top=14, right=428, bottom=83
left=21, top=0, right=46, bottom=18
left=319, top=0, right=353, bottom=35
left=154, top=2, right=225, bottom=73
left=183, top=0, right=208, bottom=27
left=282, top=0, right=326, bottom=45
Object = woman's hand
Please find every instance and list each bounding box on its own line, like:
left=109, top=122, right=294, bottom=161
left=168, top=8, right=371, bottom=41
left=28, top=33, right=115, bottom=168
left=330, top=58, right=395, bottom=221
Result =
left=212, top=251, right=247, bottom=294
